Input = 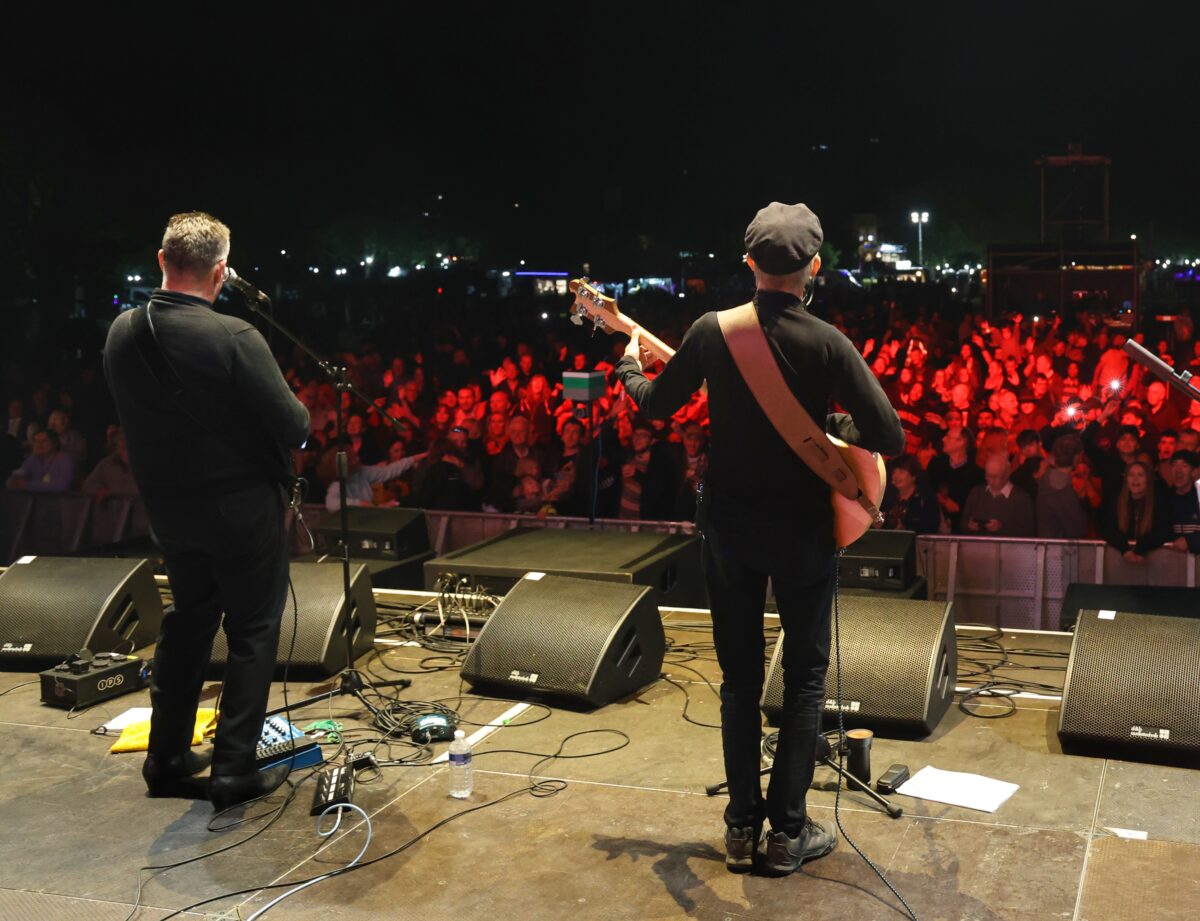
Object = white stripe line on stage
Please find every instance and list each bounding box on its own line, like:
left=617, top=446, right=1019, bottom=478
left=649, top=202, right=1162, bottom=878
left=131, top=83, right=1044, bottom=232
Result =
left=430, top=701, right=532, bottom=764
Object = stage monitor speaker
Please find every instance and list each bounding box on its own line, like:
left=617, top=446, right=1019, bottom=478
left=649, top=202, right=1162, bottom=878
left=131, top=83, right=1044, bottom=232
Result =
left=315, top=507, right=429, bottom=561
left=424, top=527, right=705, bottom=608
left=761, top=596, right=956, bottom=736
left=1059, top=583, right=1198, bottom=631
left=209, top=561, right=376, bottom=678
left=840, top=529, right=917, bottom=591
left=461, top=573, right=665, bottom=707
left=0, top=556, right=163, bottom=669
left=1059, top=608, right=1200, bottom=755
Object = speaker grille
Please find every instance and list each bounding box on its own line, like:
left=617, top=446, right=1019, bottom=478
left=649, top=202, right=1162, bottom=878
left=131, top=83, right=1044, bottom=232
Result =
left=762, top=595, right=955, bottom=735
left=0, top=557, right=161, bottom=665
left=210, top=562, right=376, bottom=676
left=1060, top=609, right=1200, bottom=750
left=462, top=574, right=664, bottom=704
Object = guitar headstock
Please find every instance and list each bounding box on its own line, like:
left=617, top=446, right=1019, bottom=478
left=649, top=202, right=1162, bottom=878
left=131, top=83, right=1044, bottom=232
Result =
left=568, top=277, right=625, bottom=336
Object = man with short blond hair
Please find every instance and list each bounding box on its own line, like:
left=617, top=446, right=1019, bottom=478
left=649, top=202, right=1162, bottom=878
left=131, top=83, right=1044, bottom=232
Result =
left=104, top=211, right=309, bottom=810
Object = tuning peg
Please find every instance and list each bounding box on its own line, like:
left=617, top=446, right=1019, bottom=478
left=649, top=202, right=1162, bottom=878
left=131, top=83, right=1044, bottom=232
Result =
left=569, top=313, right=583, bottom=326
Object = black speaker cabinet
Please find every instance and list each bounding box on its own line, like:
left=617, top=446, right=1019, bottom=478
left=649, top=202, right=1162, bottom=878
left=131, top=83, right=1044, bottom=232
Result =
left=0, top=556, right=163, bottom=669
left=209, top=561, right=376, bottom=678
left=761, top=596, right=956, bottom=736
left=1059, top=583, right=1199, bottom=631
left=1059, top=608, right=1200, bottom=756
left=424, top=527, right=705, bottom=608
left=840, top=529, right=917, bottom=591
left=315, top=507, right=429, bottom=561
left=461, top=573, right=665, bottom=707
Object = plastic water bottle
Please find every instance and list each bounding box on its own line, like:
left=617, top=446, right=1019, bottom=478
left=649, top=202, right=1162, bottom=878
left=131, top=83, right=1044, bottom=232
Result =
left=448, top=729, right=473, bottom=798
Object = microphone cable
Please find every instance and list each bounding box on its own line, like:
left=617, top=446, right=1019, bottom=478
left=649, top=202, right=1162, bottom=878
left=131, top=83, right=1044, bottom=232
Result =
left=830, top=548, right=919, bottom=920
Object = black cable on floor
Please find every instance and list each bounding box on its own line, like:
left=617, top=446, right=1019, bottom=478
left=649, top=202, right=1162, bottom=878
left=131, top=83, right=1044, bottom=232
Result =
left=831, top=548, right=920, bottom=921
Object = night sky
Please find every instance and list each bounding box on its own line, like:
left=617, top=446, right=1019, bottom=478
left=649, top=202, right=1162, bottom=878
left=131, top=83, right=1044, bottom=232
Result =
left=3, top=4, right=1198, bottom=285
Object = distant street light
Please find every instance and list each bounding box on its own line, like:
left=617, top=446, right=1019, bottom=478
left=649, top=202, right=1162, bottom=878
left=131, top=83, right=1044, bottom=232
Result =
left=910, top=211, right=929, bottom=268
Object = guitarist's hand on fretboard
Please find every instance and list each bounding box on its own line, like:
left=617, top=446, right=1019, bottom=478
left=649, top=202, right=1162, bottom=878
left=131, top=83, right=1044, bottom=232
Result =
left=623, top=328, right=644, bottom=371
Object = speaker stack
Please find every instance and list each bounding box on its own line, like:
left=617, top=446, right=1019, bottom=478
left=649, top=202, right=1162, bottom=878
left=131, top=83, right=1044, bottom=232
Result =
left=461, top=573, right=665, bottom=707
left=424, top=527, right=706, bottom=608
left=838, top=529, right=926, bottom=600
left=314, top=507, right=433, bottom=589
left=761, top=596, right=956, bottom=736
left=0, top=557, right=163, bottom=669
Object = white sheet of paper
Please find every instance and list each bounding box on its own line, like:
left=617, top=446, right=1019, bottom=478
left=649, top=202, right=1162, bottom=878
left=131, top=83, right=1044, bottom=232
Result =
left=103, top=707, right=153, bottom=732
left=896, top=765, right=1019, bottom=813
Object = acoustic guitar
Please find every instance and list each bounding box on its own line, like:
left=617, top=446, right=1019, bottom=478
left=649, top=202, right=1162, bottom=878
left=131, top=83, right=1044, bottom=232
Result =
left=567, top=278, right=886, bottom=548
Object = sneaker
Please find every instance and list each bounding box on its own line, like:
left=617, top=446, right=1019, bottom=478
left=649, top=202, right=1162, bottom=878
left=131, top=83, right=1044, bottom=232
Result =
left=724, top=824, right=765, bottom=873
left=758, top=817, right=837, bottom=876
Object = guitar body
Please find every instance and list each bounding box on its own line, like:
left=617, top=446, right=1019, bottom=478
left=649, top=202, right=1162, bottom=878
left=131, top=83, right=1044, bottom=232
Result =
left=829, top=436, right=887, bottom=550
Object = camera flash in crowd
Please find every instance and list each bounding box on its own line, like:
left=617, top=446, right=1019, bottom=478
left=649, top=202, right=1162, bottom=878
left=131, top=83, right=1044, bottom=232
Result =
left=1066, top=405, right=1077, bottom=417
left=1109, top=380, right=1122, bottom=391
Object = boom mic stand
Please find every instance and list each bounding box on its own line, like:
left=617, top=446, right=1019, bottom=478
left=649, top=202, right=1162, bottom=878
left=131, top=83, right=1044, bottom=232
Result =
left=230, top=286, right=411, bottom=718
left=1123, top=339, right=1200, bottom=404
left=704, top=733, right=903, bottom=819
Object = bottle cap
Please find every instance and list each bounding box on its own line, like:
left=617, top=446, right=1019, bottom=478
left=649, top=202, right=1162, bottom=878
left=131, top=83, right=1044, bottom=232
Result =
left=454, top=729, right=465, bottom=740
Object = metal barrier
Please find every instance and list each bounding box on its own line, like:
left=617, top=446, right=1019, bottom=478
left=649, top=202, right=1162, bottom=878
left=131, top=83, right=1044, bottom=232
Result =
left=917, top=535, right=1199, bottom=630
left=7, top=492, right=1195, bottom=631
left=0, top=490, right=149, bottom=561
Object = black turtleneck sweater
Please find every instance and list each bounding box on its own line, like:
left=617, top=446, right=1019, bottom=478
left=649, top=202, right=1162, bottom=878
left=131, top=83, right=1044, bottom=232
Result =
left=104, top=289, right=310, bottom=498
left=615, top=291, right=904, bottom=527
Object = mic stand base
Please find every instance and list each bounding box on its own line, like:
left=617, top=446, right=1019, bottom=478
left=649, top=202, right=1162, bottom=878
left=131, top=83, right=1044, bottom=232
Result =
left=704, top=762, right=903, bottom=819
left=265, top=669, right=411, bottom=719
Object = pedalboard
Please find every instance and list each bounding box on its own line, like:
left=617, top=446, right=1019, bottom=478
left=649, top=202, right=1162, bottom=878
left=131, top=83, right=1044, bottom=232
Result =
left=39, top=654, right=146, bottom=709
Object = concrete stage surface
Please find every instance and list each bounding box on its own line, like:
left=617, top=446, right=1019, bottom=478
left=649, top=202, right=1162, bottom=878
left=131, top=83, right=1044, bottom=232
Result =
left=1, top=600, right=1197, bottom=921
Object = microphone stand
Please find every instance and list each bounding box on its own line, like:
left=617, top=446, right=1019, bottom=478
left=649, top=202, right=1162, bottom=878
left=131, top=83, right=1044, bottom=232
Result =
left=233, top=291, right=412, bottom=718
left=704, top=736, right=903, bottom=819
left=1123, top=339, right=1200, bottom=403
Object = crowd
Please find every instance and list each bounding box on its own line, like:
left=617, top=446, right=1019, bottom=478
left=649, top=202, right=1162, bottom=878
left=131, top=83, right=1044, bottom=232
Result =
left=855, top=308, right=1200, bottom=564
left=5, top=299, right=1200, bottom=565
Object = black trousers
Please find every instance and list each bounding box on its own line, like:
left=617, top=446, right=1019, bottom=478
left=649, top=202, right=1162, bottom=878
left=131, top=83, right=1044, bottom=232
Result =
left=144, top=481, right=289, bottom=776
left=703, top=513, right=834, bottom=837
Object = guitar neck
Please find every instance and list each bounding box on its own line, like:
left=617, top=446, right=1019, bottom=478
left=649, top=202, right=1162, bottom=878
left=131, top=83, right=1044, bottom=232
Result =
left=568, top=278, right=676, bottom=366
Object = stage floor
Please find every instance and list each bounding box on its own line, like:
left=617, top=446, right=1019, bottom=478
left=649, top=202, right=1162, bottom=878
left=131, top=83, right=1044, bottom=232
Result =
left=1, top=604, right=1198, bottom=921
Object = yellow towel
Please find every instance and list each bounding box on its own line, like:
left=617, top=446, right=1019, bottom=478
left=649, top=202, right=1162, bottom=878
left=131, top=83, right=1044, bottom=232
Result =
left=109, top=709, right=219, bottom=754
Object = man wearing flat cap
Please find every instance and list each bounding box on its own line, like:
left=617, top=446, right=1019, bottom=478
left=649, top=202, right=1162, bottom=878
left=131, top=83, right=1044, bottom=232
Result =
left=616, top=201, right=903, bottom=876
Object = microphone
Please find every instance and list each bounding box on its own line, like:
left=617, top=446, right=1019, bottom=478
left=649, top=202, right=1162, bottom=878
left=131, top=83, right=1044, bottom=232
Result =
left=224, top=266, right=270, bottom=304
left=1123, top=339, right=1178, bottom=384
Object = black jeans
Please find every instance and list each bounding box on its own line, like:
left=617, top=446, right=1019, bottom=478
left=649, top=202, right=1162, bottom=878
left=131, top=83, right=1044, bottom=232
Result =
left=144, top=481, right=289, bottom=776
left=703, top=514, right=834, bottom=837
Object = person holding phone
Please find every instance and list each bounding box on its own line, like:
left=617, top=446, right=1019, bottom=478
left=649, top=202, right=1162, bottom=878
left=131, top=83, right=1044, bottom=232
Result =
left=961, top=453, right=1035, bottom=537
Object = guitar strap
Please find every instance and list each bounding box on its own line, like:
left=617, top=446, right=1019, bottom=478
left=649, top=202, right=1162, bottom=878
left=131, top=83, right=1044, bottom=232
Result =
left=716, top=302, right=880, bottom=521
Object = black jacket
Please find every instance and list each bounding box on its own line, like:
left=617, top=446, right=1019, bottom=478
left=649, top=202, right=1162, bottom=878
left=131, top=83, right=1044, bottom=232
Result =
left=1101, top=490, right=1174, bottom=556
left=103, top=290, right=310, bottom=498
left=615, top=291, right=904, bottom=531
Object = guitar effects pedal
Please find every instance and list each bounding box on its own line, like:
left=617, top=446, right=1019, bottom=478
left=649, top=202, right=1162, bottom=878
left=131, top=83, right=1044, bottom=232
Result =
left=39, top=654, right=147, bottom=709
